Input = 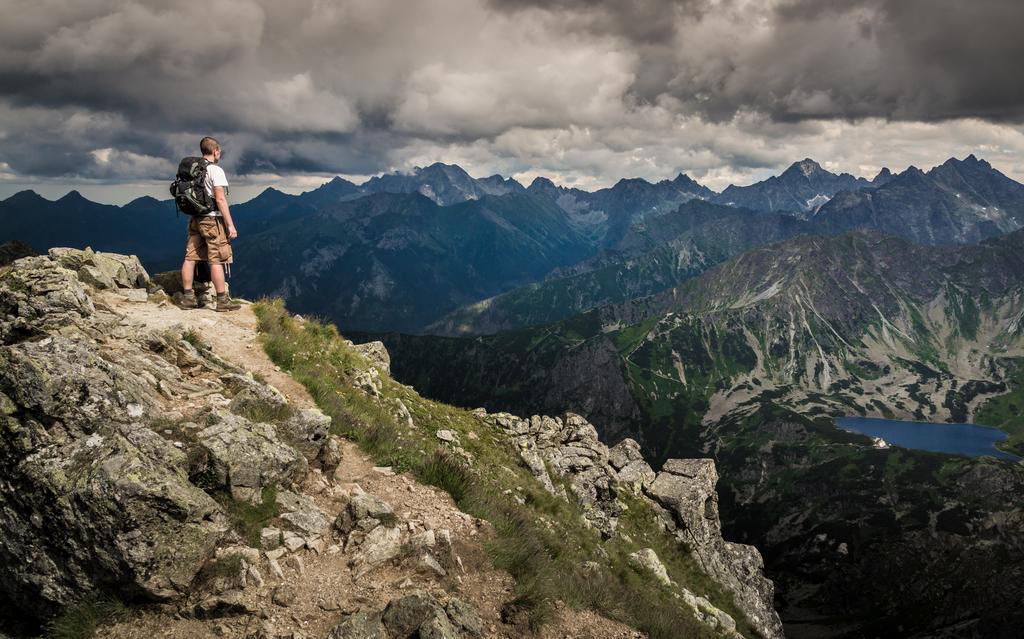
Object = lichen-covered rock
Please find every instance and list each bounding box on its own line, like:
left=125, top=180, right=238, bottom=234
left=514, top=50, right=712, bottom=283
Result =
left=352, top=340, right=391, bottom=374
left=276, top=490, right=332, bottom=537
left=608, top=438, right=645, bottom=470
left=335, top=491, right=395, bottom=533
left=191, top=413, right=308, bottom=502
left=279, top=407, right=332, bottom=464
left=0, top=255, right=95, bottom=343
left=628, top=548, right=672, bottom=586
left=0, top=416, right=226, bottom=621
left=484, top=411, right=623, bottom=537
left=223, top=373, right=289, bottom=412
left=48, top=247, right=150, bottom=290
left=350, top=525, right=403, bottom=576
left=381, top=593, right=447, bottom=638
left=445, top=598, right=484, bottom=637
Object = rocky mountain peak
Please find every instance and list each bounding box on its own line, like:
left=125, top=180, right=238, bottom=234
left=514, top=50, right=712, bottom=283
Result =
left=788, top=158, right=824, bottom=178
left=871, top=166, right=894, bottom=185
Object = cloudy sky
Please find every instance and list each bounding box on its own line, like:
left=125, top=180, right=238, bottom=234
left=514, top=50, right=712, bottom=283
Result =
left=1, top=0, right=1023, bottom=203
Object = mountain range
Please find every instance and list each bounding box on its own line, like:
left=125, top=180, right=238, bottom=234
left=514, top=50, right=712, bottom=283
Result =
left=3, top=155, right=1024, bottom=334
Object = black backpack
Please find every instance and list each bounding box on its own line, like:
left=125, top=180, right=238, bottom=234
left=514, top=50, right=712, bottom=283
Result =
left=169, top=157, right=214, bottom=216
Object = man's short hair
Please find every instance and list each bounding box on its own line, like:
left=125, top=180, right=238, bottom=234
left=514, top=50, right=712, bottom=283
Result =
left=200, top=136, right=220, bottom=156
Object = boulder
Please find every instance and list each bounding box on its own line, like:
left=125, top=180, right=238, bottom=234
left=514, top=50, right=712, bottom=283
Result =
left=608, top=438, right=645, bottom=470
left=382, top=593, right=446, bottom=638
left=0, top=417, right=226, bottom=622
left=191, top=413, right=308, bottom=502
left=445, top=598, right=484, bottom=637
left=335, top=491, right=395, bottom=533
left=0, top=256, right=95, bottom=343
left=49, top=247, right=150, bottom=290
left=276, top=490, right=332, bottom=537
left=351, top=526, right=403, bottom=576
left=279, top=407, right=332, bottom=463
left=645, top=459, right=720, bottom=546
left=352, top=340, right=391, bottom=374
left=628, top=548, right=672, bottom=586
left=193, top=590, right=256, bottom=619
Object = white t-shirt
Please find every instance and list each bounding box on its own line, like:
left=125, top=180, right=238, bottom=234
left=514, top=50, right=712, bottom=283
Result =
left=203, top=163, right=229, bottom=217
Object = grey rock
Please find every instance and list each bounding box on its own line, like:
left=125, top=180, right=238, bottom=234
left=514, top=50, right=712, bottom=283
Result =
left=78, top=263, right=116, bottom=289
left=276, top=491, right=332, bottom=537
left=416, top=553, right=447, bottom=578
left=335, top=492, right=394, bottom=533
left=615, top=459, right=657, bottom=495
left=226, top=381, right=289, bottom=416
left=279, top=407, right=332, bottom=463
left=608, top=438, right=645, bottom=470
left=418, top=613, right=459, bottom=639
left=260, top=527, right=282, bottom=550
left=351, top=526, right=403, bottom=577
left=122, top=288, right=149, bottom=303
left=446, top=598, right=484, bottom=637
left=0, top=256, right=95, bottom=343
left=49, top=247, right=150, bottom=290
left=382, top=593, right=446, bottom=638
left=271, top=584, right=297, bottom=607
left=191, top=413, right=308, bottom=502
left=327, top=611, right=387, bottom=639
left=435, top=429, right=459, bottom=444
left=646, top=458, right=782, bottom=639
left=352, top=340, right=391, bottom=374
left=628, top=548, right=672, bottom=586
left=0, top=308, right=228, bottom=624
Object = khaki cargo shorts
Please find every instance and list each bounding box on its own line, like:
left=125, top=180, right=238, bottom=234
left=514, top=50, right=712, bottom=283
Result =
left=184, top=216, right=233, bottom=264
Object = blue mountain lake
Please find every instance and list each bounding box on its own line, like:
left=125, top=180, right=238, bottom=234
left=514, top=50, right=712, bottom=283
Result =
left=836, top=416, right=1021, bottom=461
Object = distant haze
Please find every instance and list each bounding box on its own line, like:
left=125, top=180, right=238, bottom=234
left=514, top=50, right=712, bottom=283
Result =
left=1, top=0, right=1023, bottom=203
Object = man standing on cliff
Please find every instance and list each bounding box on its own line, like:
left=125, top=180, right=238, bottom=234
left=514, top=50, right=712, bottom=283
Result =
left=180, top=136, right=240, bottom=311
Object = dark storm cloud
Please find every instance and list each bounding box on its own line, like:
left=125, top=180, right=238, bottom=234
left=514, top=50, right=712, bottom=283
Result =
left=492, top=0, right=1024, bottom=122
left=0, top=0, right=1022, bottom=190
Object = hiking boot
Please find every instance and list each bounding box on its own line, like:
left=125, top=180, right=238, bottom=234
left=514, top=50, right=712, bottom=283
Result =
left=179, top=290, right=198, bottom=309
left=215, top=293, right=241, bottom=312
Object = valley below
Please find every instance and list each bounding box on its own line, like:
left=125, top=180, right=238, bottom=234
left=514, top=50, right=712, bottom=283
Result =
left=368, top=229, right=1024, bottom=638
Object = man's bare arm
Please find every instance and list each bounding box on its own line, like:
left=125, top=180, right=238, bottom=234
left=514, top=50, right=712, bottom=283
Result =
left=213, top=186, right=237, bottom=239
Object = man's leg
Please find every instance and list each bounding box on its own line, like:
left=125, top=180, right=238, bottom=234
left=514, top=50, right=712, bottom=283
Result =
left=210, top=263, right=226, bottom=295
left=181, top=259, right=196, bottom=291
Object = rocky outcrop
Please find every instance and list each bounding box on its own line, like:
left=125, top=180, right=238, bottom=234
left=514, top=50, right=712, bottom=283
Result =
left=48, top=246, right=150, bottom=291
left=480, top=409, right=783, bottom=639
left=0, top=255, right=225, bottom=622
left=0, top=253, right=325, bottom=629
left=644, top=460, right=781, bottom=639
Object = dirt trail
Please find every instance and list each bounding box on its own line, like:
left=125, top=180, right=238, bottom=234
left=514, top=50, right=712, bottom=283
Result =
left=100, top=293, right=640, bottom=639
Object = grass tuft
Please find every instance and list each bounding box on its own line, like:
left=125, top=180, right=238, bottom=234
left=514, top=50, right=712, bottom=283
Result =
left=45, top=597, right=124, bottom=639
left=213, top=484, right=279, bottom=547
